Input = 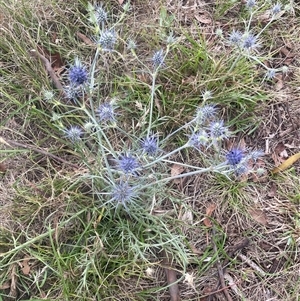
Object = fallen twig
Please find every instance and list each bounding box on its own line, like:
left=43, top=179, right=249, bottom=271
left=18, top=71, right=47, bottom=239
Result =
left=210, top=227, right=233, bottom=301
left=161, top=250, right=180, bottom=301
left=29, top=49, right=65, bottom=94
left=237, top=253, right=266, bottom=276
left=1, top=137, right=79, bottom=169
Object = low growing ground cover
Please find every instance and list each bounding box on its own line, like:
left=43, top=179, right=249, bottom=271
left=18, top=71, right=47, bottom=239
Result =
left=0, top=0, right=300, bottom=300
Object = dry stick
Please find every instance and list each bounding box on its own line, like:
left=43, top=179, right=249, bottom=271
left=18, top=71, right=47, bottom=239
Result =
left=211, top=227, right=233, bottom=301
left=161, top=250, right=180, bottom=301
left=29, top=49, right=65, bottom=93
left=209, top=237, right=250, bottom=301
left=2, top=138, right=79, bottom=169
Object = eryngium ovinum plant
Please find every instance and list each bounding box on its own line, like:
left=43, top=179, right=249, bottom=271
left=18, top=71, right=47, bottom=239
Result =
left=46, top=2, right=266, bottom=213
left=44, top=2, right=265, bottom=265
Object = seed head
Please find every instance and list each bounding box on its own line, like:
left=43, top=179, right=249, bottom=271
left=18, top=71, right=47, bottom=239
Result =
left=69, top=59, right=88, bottom=86
left=96, top=102, right=116, bottom=123
left=64, top=125, right=83, bottom=141
left=98, top=29, right=117, bottom=51
left=141, top=135, right=159, bottom=155
left=152, top=49, right=165, bottom=68
left=117, top=153, right=139, bottom=174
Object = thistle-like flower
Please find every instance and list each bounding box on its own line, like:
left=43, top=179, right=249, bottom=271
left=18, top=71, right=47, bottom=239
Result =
left=152, top=49, right=165, bottom=68
left=272, top=3, right=282, bottom=15
left=195, top=104, right=217, bottom=125
left=140, top=135, right=159, bottom=155
left=226, top=148, right=244, bottom=166
left=98, top=29, right=117, bottom=51
left=69, top=58, right=88, bottom=86
left=229, top=30, right=242, bottom=45
left=209, top=120, right=230, bottom=141
left=188, top=130, right=209, bottom=148
left=64, top=85, right=82, bottom=102
left=111, top=181, right=136, bottom=208
left=117, top=153, right=139, bottom=174
left=95, top=5, right=108, bottom=23
left=242, top=33, right=259, bottom=51
left=96, top=102, right=116, bottom=123
left=43, top=89, right=55, bottom=101
left=265, top=69, right=276, bottom=80
left=246, top=0, right=256, bottom=9
left=64, top=125, right=83, bottom=141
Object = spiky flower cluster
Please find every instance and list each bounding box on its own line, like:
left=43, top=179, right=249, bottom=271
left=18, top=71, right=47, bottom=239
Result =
left=98, top=29, right=117, bottom=51
left=64, top=125, right=83, bottom=142
left=226, top=148, right=264, bottom=175
left=111, top=181, right=136, bottom=209
left=189, top=104, right=230, bottom=148
left=152, top=49, right=165, bottom=68
left=69, top=59, right=88, bottom=86
left=140, top=135, right=159, bottom=155
left=229, top=31, right=259, bottom=51
left=96, top=102, right=116, bottom=123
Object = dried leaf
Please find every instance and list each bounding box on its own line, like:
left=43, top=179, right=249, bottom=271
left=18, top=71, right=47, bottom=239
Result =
left=76, top=32, right=94, bottom=46
left=20, top=256, right=31, bottom=275
left=0, top=162, right=7, bottom=172
left=171, top=164, right=185, bottom=177
left=203, top=203, right=216, bottom=227
left=194, top=14, right=212, bottom=24
left=271, top=152, right=300, bottom=174
left=190, top=244, right=203, bottom=255
left=0, top=281, right=10, bottom=289
left=36, top=44, right=64, bottom=71
left=248, top=208, right=268, bottom=225
left=180, top=210, right=193, bottom=224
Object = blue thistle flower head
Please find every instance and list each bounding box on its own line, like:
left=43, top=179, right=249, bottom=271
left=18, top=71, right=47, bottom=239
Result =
left=242, top=33, right=259, bottom=51
left=229, top=30, right=242, bottom=45
left=209, top=120, right=230, bottom=141
left=272, top=3, right=282, bottom=15
left=64, top=125, right=83, bottom=141
left=152, top=49, right=165, bottom=68
left=247, top=150, right=264, bottom=161
left=96, top=102, right=116, bottom=123
left=266, top=69, right=276, bottom=80
left=195, top=104, right=217, bottom=125
left=98, top=29, right=117, bottom=51
left=69, top=58, right=88, bottom=86
left=64, top=85, right=82, bottom=101
left=111, top=181, right=136, bottom=209
left=246, top=0, right=256, bottom=9
left=226, top=148, right=244, bottom=166
left=95, top=5, right=108, bottom=23
left=141, top=135, right=159, bottom=155
left=117, top=153, right=139, bottom=174
left=188, top=130, right=209, bottom=148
